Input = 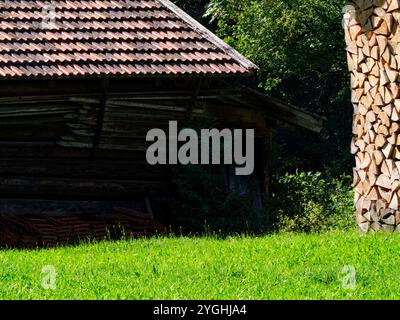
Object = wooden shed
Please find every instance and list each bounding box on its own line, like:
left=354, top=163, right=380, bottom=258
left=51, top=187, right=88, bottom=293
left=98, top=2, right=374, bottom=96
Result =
left=0, top=0, right=322, bottom=245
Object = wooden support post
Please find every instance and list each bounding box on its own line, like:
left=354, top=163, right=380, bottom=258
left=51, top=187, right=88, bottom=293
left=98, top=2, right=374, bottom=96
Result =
left=186, top=78, right=203, bottom=122
left=92, top=79, right=109, bottom=159
left=262, top=127, right=273, bottom=197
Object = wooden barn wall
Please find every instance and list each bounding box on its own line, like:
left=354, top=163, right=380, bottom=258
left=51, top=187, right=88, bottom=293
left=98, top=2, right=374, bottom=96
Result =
left=0, top=77, right=269, bottom=207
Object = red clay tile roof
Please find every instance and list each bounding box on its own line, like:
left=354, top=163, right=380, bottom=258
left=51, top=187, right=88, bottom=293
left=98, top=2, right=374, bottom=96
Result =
left=0, top=0, right=258, bottom=79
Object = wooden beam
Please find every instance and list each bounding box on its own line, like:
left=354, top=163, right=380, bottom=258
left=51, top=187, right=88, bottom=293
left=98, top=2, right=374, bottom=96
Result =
left=186, top=78, right=203, bottom=121
left=0, top=199, right=146, bottom=217
left=92, top=80, right=109, bottom=158
left=228, top=87, right=325, bottom=133
left=0, top=158, right=166, bottom=180
left=262, top=127, right=273, bottom=196
left=0, top=177, right=167, bottom=199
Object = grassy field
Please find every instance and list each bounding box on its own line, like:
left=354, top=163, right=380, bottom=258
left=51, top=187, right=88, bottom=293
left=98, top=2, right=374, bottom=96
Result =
left=1, top=230, right=400, bottom=300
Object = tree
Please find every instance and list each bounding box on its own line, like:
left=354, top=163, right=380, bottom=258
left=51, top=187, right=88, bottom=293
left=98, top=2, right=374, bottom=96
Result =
left=206, top=0, right=352, bottom=175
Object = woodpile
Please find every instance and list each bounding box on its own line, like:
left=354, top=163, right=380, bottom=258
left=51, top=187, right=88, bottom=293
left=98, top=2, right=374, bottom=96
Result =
left=344, top=0, right=400, bottom=232
left=0, top=207, right=164, bottom=249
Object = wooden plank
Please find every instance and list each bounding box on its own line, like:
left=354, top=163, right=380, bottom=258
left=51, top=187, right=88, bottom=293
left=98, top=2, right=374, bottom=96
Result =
left=0, top=177, right=167, bottom=199
left=0, top=143, right=146, bottom=159
left=0, top=199, right=146, bottom=217
left=0, top=158, right=166, bottom=180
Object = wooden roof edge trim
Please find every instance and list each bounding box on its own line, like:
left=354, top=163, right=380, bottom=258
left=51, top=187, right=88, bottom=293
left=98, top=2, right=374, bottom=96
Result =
left=157, top=0, right=259, bottom=74
left=238, top=86, right=326, bottom=133
left=263, top=96, right=326, bottom=133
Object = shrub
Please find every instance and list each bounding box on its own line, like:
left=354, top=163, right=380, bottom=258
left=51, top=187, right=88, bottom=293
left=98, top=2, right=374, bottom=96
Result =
left=162, top=167, right=354, bottom=235
left=268, top=171, right=355, bottom=233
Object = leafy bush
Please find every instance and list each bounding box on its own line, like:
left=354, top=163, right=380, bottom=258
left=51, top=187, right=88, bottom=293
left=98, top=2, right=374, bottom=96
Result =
left=162, top=167, right=354, bottom=235
left=268, top=171, right=354, bottom=233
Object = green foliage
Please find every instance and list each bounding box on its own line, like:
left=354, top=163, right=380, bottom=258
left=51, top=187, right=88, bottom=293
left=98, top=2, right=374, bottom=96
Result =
left=165, top=2, right=356, bottom=233
left=206, top=0, right=346, bottom=102
left=206, top=0, right=353, bottom=175
left=269, top=171, right=354, bottom=233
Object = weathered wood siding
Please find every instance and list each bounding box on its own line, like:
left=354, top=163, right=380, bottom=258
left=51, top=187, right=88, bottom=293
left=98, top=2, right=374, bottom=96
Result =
left=0, top=77, right=269, bottom=204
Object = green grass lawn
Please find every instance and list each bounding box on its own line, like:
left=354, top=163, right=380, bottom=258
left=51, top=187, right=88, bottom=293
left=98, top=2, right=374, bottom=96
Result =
left=1, top=230, right=400, bottom=300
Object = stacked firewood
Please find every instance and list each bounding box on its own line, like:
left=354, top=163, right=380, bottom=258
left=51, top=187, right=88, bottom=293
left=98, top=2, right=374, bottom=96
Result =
left=344, top=0, right=400, bottom=232
left=0, top=208, right=164, bottom=248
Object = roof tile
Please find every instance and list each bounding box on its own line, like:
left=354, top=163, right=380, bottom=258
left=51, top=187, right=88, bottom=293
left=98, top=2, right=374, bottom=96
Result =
left=0, top=0, right=258, bottom=79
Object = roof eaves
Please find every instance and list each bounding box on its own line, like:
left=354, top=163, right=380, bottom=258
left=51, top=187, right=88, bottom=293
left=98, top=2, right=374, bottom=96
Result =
left=237, top=86, right=326, bottom=133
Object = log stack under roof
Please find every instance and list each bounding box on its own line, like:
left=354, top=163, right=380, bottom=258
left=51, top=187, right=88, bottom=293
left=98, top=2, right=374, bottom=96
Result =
left=344, top=0, right=400, bottom=232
